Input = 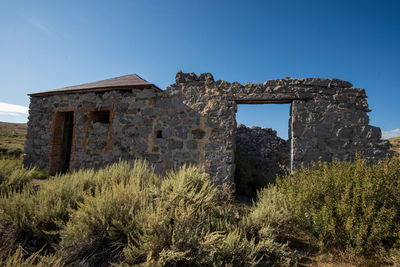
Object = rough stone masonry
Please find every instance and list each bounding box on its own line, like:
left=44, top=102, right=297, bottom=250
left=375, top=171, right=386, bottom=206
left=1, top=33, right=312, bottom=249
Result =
left=235, top=124, right=289, bottom=172
left=24, top=71, right=393, bottom=184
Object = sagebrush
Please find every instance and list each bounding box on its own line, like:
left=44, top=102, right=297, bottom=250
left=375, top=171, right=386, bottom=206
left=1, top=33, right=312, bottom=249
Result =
left=0, top=160, right=293, bottom=266
left=278, top=156, right=400, bottom=256
left=2, top=155, right=399, bottom=266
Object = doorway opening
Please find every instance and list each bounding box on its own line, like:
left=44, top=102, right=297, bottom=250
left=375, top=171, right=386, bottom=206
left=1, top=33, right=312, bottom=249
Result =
left=49, top=111, right=74, bottom=174
left=234, top=103, right=291, bottom=197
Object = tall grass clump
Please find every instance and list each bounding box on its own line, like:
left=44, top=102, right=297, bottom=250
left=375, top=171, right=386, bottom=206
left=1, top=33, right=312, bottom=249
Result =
left=58, top=160, right=158, bottom=265
left=0, top=161, right=143, bottom=260
left=0, top=158, right=37, bottom=194
left=277, top=156, right=400, bottom=257
left=247, top=185, right=291, bottom=240
left=2, top=246, right=63, bottom=267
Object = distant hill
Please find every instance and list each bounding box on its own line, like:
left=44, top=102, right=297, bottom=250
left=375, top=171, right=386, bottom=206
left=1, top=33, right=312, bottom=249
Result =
left=389, top=136, right=400, bottom=156
left=0, top=121, right=27, bottom=157
left=0, top=121, right=27, bottom=135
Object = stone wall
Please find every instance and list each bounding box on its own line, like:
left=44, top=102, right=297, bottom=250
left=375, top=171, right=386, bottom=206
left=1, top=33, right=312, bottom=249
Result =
left=24, top=71, right=393, bottom=184
left=24, top=88, right=212, bottom=176
left=169, top=71, right=393, bottom=180
left=235, top=124, right=289, bottom=171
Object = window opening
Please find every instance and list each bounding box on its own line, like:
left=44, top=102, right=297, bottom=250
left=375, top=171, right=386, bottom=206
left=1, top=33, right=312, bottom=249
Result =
left=91, top=110, right=110, bottom=124
left=156, top=130, right=163, bottom=138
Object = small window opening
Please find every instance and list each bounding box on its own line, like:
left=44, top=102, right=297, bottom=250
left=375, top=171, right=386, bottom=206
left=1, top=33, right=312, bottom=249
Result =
left=156, top=130, right=163, bottom=138
left=91, top=110, right=110, bottom=124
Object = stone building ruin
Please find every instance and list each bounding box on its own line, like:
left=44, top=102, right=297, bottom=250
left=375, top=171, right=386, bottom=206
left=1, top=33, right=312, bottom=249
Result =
left=24, top=71, right=393, bottom=184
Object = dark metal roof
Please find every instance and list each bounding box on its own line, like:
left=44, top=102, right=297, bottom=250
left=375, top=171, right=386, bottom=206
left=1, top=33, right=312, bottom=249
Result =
left=29, top=74, right=161, bottom=96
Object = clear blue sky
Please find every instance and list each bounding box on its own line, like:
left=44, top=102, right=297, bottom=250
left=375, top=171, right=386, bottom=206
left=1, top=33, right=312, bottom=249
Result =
left=0, top=0, right=399, bottom=138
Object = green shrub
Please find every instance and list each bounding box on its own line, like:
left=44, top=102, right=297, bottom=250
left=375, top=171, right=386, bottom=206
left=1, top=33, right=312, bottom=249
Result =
left=247, top=185, right=291, bottom=239
left=32, top=170, right=50, bottom=180
left=278, top=156, right=400, bottom=256
left=386, top=248, right=400, bottom=266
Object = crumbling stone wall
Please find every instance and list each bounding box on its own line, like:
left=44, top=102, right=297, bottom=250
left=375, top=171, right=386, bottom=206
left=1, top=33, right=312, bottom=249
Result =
left=235, top=124, right=289, bottom=171
left=169, top=71, right=393, bottom=182
left=24, top=71, right=393, bottom=184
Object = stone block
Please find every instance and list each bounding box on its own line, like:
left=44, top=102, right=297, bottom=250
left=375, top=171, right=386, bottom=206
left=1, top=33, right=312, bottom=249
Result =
left=173, top=151, right=191, bottom=160
left=303, top=78, right=330, bottom=87
left=141, top=108, right=153, bottom=116
left=137, top=90, right=156, bottom=99
left=125, top=126, right=137, bottom=135
left=198, top=72, right=214, bottom=81
left=355, top=125, right=382, bottom=139
left=138, top=126, right=152, bottom=136
left=335, top=126, right=354, bottom=139
left=191, top=129, right=206, bottom=139
left=144, top=153, right=159, bottom=162
left=160, top=151, right=172, bottom=161
left=175, top=126, right=188, bottom=139
left=128, top=100, right=147, bottom=111
left=303, top=151, right=333, bottom=162
left=162, top=127, right=173, bottom=138
left=186, top=140, right=198, bottom=150
left=155, top=98, right=172, bottom=109
left=345, top=110, right=369, bottom=125
left=205, top=142, right=222, bottom=151
left=328, top=79, right=353, bottom=88
left=133, top=140, right=148, bottom=152
left=168, top=139, right=183, bottom=150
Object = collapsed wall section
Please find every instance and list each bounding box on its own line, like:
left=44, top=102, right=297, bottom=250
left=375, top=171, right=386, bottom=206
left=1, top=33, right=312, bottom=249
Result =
left=235, top=124, right=289, bottom=171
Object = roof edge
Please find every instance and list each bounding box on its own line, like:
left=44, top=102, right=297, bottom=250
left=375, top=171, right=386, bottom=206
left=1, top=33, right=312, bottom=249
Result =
left=29, top=84, right=162, bottom=97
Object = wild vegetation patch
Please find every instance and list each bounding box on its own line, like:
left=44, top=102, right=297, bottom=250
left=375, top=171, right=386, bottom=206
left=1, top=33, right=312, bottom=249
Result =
left=0, top=122, right=27, bottom=158
left=389, top=136, right=400, bottom=156
left=1, top=155, right=399, bottom=266
left=0, top=160, right=294, bottom=266
left=277, top=156, right=400, bottom=258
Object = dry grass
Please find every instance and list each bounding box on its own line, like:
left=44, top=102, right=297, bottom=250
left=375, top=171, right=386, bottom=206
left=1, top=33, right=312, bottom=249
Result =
left=0, top=160, right=294, bottom=266
left=389, top=136, right=400, bottom=156
left=0, top=122, right=27, bottom=157
left=0, top=122, right=27, bottom=136
left=1, top=121, right=399, bottom=266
